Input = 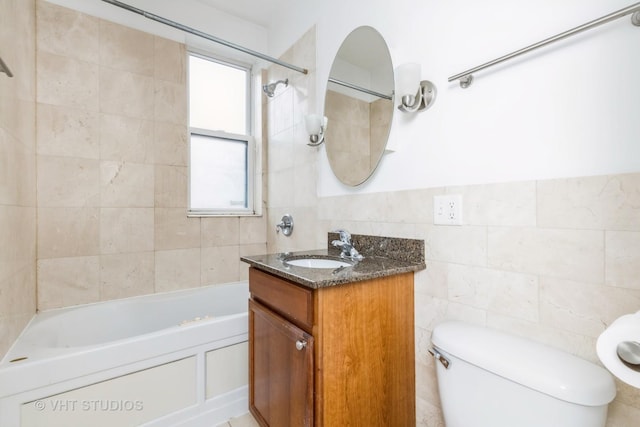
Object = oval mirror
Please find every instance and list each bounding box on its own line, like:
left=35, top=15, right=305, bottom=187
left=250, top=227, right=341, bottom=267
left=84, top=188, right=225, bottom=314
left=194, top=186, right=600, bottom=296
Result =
left=324, top=26, right=394, bottom=186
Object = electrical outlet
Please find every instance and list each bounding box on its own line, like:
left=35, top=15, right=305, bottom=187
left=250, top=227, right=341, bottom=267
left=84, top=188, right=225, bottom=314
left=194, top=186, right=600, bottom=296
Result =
left=433, top=195, right=463, bottom=225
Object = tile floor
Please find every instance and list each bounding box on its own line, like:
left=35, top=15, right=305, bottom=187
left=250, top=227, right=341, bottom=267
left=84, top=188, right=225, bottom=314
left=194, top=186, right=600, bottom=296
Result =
left=216, top=412, right=260, bottom=427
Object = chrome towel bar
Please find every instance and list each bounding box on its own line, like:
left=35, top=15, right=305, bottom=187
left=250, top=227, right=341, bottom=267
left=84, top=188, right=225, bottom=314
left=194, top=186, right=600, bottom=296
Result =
left=449, top=2, right=640, bottom=88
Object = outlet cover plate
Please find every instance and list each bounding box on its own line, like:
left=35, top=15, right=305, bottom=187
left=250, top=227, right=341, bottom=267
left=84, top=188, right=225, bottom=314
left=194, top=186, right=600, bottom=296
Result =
left=434, top=194, right=463, bottom=225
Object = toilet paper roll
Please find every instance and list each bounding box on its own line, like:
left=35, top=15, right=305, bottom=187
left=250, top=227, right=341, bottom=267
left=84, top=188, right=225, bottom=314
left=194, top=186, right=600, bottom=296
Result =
left=596, top=311, right=640, bottom=389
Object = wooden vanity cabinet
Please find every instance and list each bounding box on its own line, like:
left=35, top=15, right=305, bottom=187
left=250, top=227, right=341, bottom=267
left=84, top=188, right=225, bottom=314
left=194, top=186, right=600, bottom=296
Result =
left=249, top=299, right=314, bottom=426
left=248, top=267, right=415, bottom=427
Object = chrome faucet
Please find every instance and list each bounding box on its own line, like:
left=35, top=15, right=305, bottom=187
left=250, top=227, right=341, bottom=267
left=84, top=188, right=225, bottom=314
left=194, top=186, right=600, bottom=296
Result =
left=331, top=229, right=363, bottom=261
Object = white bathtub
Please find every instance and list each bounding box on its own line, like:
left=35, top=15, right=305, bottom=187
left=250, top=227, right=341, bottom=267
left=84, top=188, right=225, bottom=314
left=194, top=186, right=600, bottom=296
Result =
left=0, top=281, right=249, bottom=427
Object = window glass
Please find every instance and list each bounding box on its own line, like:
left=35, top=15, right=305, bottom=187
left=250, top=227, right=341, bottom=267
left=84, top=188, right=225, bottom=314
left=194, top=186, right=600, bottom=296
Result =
left=187, top=53, right=255, bottom=215
left=189, top=55, right=248, bottom=134
left=190, top=133, right=248, bottom=210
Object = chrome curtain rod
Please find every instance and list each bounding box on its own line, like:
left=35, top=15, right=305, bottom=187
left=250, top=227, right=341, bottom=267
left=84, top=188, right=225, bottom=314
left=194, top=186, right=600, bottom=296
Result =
left=0, top=56, right=13, bottom=78
left=449, top=2, right=640, bottom=88
left=328, top=77, right=393, bottom=100
left=101, top=0, right=308, bottom=75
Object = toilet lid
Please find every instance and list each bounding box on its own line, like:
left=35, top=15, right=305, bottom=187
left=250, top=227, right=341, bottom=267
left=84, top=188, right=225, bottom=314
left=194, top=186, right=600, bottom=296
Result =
left=431, top=321, right=617, bottom=406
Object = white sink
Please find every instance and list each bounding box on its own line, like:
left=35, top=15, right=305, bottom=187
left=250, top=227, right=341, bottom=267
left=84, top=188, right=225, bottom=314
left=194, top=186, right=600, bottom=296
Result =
left=285, top=258, right=353, bottom=269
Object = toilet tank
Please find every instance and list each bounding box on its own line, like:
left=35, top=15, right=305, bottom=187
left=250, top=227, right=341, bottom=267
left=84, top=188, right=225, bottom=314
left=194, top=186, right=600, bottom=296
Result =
left=431, top=321, right=616, bottom=427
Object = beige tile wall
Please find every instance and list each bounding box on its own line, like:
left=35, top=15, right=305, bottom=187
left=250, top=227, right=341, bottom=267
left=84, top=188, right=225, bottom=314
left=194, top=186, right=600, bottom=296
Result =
left=35, top=1, right=266, bottom=311
left=0, top=0, right=37, bottom=356
left=324, top=90, right=371, bottom=186
left=264, top=27, right=321, bottom=254
left=323, top=91, right=392, bottom=186
left=369, top=97, right=392, bottom=169
left=268, top=29, right=640, bottom=427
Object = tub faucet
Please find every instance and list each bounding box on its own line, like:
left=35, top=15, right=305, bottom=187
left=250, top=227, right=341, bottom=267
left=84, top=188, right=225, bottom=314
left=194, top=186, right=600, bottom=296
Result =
left=331, top=229, right=363, bottom=261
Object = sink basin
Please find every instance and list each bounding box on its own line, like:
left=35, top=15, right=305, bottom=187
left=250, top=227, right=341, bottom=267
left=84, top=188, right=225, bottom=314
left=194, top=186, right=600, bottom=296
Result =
left=284, top=257, right=353, bottom=269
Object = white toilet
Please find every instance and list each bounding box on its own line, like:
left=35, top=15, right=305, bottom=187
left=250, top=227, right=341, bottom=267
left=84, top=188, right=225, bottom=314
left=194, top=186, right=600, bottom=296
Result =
left=431, top=321, right=616, bottom=427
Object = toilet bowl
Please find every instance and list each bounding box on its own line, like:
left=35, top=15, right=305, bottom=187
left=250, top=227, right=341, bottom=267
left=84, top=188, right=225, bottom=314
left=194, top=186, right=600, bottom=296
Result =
left=431, top=321, right=616, bottom=427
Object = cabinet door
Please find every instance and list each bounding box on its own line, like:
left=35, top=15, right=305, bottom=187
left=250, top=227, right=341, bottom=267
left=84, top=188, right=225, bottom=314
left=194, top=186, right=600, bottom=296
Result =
left=249, top=299, right=314, bottom=427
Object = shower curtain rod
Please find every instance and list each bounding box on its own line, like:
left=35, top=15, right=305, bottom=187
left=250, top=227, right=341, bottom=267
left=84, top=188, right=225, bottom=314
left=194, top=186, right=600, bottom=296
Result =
left=100, top=0, right=308, bottom=75
left=328, top=77, right=393, bottom=100
left=449, top=2, right=640, bottom=88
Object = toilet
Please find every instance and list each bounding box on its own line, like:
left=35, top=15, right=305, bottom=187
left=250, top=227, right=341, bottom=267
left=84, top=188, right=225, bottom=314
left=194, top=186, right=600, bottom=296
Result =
left=431, top=321, right=616, bottom=427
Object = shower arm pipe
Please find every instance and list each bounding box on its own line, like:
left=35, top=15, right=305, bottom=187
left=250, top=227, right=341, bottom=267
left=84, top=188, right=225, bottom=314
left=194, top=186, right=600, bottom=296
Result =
left=100, top=0, right=308, bottom=75
left=0, top=56, right=13, bottom=78
left=328, top=77, right=393, bottom=101
left=449, top=2, right=640, bottom=88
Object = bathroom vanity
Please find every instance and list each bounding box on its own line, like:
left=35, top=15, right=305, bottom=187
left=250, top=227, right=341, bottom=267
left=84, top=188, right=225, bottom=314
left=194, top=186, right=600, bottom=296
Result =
left=241, top=234, right=425, bottom=427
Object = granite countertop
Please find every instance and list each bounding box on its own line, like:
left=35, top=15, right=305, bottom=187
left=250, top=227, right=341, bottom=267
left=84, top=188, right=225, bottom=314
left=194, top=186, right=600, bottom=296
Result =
left=240, top=234, right=426, bottom=289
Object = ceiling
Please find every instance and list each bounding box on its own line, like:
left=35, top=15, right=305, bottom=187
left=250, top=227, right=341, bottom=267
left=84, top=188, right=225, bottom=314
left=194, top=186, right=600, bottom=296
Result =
left=194, top=0, right=289, bottom=27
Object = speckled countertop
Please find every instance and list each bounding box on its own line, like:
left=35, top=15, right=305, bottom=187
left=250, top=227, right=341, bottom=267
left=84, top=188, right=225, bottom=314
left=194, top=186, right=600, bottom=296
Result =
left=240, top=234, right=426, bottom=289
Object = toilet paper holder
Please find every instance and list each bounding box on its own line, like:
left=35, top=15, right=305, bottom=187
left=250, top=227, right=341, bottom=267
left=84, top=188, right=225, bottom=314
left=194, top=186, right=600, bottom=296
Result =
left=617, top=341, right=640, bottom=370
left=597, top=311, right=640, bottom=389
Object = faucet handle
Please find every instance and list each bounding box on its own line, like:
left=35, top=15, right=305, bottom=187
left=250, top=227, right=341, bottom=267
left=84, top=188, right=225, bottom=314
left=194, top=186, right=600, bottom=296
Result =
left=276, top=214, right=294, bottom=236
left=332, top=229, right=351, bottom=242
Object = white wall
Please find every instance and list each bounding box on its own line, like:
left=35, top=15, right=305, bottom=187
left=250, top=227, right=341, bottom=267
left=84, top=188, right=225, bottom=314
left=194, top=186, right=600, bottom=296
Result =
left=268, top=0, right=640, bottom=197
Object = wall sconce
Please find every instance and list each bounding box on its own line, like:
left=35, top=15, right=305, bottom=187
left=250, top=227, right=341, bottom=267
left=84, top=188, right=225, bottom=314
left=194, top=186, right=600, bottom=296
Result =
left=395, top=63, right=437, bottom=113
left=304, top=114, right=328, bottom=146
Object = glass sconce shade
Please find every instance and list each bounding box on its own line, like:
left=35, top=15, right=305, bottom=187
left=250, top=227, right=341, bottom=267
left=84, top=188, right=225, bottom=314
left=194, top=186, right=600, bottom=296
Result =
left=305, top=114, right=323, bottom=134
left=395, top=63, right=421, bottom=98
left=304, top=114, right=327, bottom=146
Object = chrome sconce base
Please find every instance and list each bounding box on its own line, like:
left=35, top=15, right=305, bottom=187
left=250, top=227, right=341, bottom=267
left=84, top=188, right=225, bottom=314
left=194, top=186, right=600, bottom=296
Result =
left=307, top=134, right=325, bottom=147
left=398, top=80, right=437, bottom=113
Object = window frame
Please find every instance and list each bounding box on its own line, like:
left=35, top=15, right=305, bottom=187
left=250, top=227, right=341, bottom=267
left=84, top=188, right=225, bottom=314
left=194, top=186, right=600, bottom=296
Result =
left=186, top=50, right=260, bottom=217
left=187, top=128, right=255, bottom=216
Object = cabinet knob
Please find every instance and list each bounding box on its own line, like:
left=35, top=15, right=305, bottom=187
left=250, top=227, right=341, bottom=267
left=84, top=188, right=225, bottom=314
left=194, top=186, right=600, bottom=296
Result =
left=295, top=340, right=307, bottom=351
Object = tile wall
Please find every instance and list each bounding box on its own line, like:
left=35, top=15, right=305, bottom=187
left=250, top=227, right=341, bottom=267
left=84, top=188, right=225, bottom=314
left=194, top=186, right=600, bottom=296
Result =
left=267, top=29, right=640, bottom=427
left=0, top=0, right=37, bottom=356
left=324, top=90, right=371, bottom=185
left=35, top=1, right=266, bottom=311
left=324, top=90, right=392, bottom=186
left=264, top=27, right=320, bottom=254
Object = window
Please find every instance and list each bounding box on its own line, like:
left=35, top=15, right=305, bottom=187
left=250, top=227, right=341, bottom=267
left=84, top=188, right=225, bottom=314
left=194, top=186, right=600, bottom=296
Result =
left=188, top=52, right=257, bottom=215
